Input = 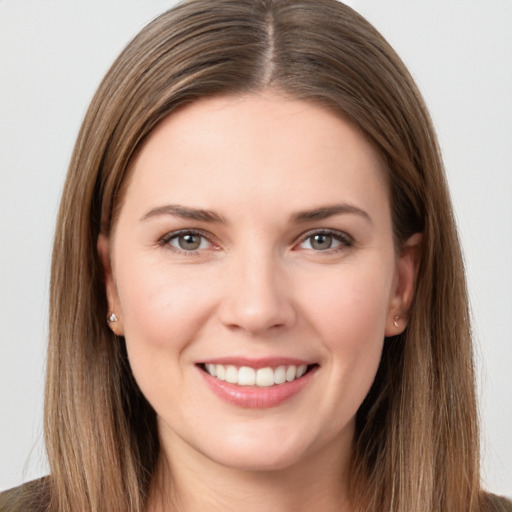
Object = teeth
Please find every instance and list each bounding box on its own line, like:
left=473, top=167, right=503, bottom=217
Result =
left=256, top=367, right=274, bottom=387
left=225, top=365, right=238, bottom=384
left=204, top=363, right=311, bottom=387
left=274, top=365, right=286, bottom=385
left=216, top=364, right=226, bottom=381
left=297, top=364, right=307, bottom=378
left=285, top=365, right=297, bottom=382
left=238, top=366, right=255, bottom=385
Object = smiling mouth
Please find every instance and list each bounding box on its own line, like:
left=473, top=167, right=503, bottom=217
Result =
left=199, top=363, right=318, bottom=388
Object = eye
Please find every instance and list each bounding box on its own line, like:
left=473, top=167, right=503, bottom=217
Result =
left=298, top=230, right=352, bottom=252
left=161, top=230, right=213, bottom=253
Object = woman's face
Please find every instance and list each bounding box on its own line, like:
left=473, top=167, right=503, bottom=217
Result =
left=99, top=92, right=418, bottom=473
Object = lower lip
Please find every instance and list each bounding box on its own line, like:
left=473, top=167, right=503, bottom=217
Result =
left=198, top=366, right=318, bottom=409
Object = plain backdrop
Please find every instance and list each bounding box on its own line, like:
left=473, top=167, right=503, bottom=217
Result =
left=1, top=0, right=511, bottom=497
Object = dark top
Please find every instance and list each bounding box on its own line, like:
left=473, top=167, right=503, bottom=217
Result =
left=0, top=478, right=49, bottom=512
left=1, top=476, right=511, bottom=511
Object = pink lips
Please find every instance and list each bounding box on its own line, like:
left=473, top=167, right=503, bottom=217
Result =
left=197, top=358, right=318, bottom=409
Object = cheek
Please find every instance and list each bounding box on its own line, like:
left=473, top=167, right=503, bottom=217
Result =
left=114, top=262, right=223, bottom=416
left=118, top=261, right=210, bottom=339
left=114, top=260, right=220, bottom=386
left=296, top=261, right=393, bottom=408
left=299, top=260, right=393, bottom=344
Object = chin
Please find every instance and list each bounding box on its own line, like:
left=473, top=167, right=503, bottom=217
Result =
left=194, top=425, right=327, bottom=473
left=206, top=446, right=307, bottom=473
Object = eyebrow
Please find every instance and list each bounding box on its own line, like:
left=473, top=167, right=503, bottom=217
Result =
left=291, top=203, right=373, bottom=224
left=140, top=202, right=372, bottom=225
left=140, top=204, right=226, bottom=223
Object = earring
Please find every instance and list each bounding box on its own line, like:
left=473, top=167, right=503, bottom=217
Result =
left=393, top=315, right=399, bottom=328
left=108, top=312, right=118, bottom=323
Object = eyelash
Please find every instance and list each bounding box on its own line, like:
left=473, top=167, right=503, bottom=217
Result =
left=158, top=229, right=216, bottom=256
left=296, top=229, right=354, bottom=253
left=158, top=228, right=354, bottom=255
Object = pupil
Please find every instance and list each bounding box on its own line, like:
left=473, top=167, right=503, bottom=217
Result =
left=312, top=234, right=332, bottom=250
left=179, top=234, right=200, bottom=250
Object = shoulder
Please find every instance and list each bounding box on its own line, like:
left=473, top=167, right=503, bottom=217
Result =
left=0, top=478, right=50, bottom=512
left=482, top=492, right=512, bottom=512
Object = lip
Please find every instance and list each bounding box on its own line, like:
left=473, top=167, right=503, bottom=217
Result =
left=197, top=361, right=319, bottom=409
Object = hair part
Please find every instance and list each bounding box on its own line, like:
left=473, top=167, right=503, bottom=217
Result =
left=36, top=1, right=488, bottom=510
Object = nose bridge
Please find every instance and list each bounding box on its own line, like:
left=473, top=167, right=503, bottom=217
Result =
left=219, top=241, right=295, bottom=334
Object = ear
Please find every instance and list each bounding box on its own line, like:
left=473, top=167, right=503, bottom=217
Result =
left=97, top=233, right=124, bottom=336
left=385, top=233, right=422, bottom=336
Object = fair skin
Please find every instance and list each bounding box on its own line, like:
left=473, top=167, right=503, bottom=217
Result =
left=98, top=92, right=420, bottom=512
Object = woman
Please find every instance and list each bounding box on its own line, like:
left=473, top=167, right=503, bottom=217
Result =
left=1, top=0, right=510, bottom=510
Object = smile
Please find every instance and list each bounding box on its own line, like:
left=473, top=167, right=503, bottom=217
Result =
left=197, top=358, right=319, bottom=408
left=202, top=363, right=311, bottom=387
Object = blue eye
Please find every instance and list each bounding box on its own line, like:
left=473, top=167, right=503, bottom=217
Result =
left=299, top=231, right=352, bottom=251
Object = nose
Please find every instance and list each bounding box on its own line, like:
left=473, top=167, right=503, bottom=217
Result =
left=218, top=250, right=296, bottom=335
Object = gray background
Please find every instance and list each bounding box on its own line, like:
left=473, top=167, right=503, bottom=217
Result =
left=1, top=0, right=511, bottom=496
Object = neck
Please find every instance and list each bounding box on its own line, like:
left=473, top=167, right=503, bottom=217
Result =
left=147, top=428, right=354, bottom=512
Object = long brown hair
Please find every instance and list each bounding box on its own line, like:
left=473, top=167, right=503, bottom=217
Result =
left=18, top=0, right=505, bottom=510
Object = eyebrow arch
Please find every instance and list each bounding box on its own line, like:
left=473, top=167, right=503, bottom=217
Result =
left=291, top=203, right=373, bottom=224
left=140, top=204, right=226, bottom=223
left=140, top=202, right=371, bottom=225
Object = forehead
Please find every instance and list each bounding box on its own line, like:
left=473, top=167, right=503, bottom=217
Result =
left=122, top=92, right=389, bottom=221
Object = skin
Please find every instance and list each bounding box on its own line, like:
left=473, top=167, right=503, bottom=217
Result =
left=98, top=91, right=421, bottom=511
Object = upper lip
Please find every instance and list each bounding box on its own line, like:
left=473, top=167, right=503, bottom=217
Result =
left=197, top=357, right=316, bottom=369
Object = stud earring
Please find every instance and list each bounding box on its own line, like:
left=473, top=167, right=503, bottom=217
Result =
left=108, top=312, right=118, bottom=323
left=393, top=315, right=399, bottom=328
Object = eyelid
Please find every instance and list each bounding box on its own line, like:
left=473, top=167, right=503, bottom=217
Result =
left=159, top=228, right=218, bottom=254
left=295, top=228, right=354, bottom=250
